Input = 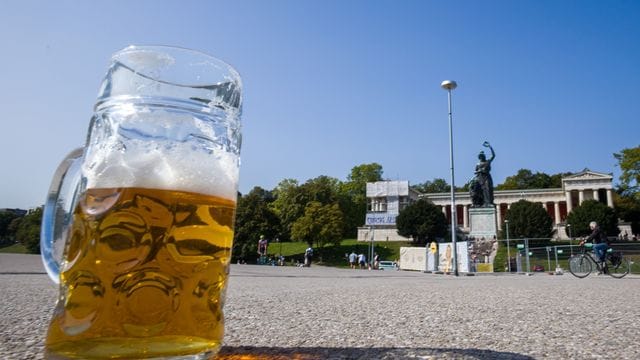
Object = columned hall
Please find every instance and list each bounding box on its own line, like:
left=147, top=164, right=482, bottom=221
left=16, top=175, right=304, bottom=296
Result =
left=420, top=170, right=614, bottom=236
left=359, top=170, right=615, bottom=241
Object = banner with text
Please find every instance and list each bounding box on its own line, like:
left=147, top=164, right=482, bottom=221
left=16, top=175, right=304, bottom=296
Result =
left=365, top=213, right=397, bottom=226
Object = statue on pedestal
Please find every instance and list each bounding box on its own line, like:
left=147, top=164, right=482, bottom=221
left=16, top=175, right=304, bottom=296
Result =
left=470, top=141, right=495, bottom=207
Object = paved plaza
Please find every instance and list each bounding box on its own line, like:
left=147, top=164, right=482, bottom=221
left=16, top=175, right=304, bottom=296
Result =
left=1, top=253, right=638, bottom=359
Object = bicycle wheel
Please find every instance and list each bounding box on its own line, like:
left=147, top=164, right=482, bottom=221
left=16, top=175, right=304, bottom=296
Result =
left=605, top=253, right=630, bottom=279
left=569, top=255, right=593, bottom=278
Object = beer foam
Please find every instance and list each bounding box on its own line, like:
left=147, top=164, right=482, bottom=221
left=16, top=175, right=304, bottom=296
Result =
left=83, top=138, right=239, bottom=202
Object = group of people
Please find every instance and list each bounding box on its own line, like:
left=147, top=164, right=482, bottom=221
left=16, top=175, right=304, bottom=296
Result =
left=254, top=220, right=613, bottom=271
left=617, top=232, right=638, bottom=241
left=257, top=235, right=314, bottom=267
left=347, top=251, right=379, bottom=270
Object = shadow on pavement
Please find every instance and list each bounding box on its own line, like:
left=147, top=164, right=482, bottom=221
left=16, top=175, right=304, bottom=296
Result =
left=216, top=346, right=534, bottom=359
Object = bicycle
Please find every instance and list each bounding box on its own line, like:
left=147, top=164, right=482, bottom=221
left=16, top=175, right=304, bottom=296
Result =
left=568, top=243, right=630, bottom=279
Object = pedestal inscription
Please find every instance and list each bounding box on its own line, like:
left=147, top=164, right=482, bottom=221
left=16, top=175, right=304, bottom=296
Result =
left=469, top=206, right=497, bottom=239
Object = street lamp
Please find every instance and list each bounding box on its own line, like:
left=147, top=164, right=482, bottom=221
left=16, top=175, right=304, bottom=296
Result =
left=505, top=219, right=511, bottom=272
left=276, top=237, right=281, bottom=257
left=441, top=80, right=458, bottom=276
left=567, top=224, right=573, bottom=255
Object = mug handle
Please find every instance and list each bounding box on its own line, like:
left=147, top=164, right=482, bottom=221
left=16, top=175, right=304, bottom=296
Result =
left=41, top=148, right=84, bottom=283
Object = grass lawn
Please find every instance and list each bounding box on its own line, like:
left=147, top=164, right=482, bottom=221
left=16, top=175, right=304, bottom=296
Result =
left=266, top=239, right=413, bottom=268
left=3, top=237, right=637, bottom=274
left=0, top=243, right=28, bottom=254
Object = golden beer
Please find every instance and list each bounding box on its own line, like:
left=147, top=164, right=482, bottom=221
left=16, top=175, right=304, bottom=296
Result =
left=45, top=187, right=235, bottom=359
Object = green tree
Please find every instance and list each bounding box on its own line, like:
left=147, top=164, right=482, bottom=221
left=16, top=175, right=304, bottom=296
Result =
left=549, top=172, right=574, bottom=188
left=412, top=178, right=450, bottom=193
left=347, top=163, right=383, bottom=184
left=503, top=200, right=553, bottom=238
left=270, top=176, right=344, bottom=241
left=396, top=199, right=447, bottom=245
left=496, top=169, right=573, bottom=190
left=339, top=163, right=384, bottom=237
left=300, top=175, right=341, bottom=206
left=233, top=187, right=281, bottom=262
left=15, top=207, right=43, bottom=254
left=614, top=145, right=640, bottom=198
left=614, top=192, right=640, bottom=235
left=497, top=169, right=548, bottom=190
left=0, top=211, right=20, bottom=246
left=270, top=179, right=304, bottom=241
left=565, top=200, right=619, bottom=238
left=290, top=201, right=344, bottom=248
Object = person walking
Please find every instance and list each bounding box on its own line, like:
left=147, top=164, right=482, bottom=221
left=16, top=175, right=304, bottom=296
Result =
left=348, top=251, right=357, bottom=269
left=257, top=235, right=268, bottom=264
left=304, top=246, right=313, bottom=267
left=358, top=253, right=366, bottom=269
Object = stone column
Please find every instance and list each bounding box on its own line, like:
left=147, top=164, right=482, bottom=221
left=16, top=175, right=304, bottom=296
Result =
left=578, top=190, right=585, bottom=205
left=463, top=205, right=469, bottom=229
left=554, top=202, right=561, bottom=225
left=566, top=191, right=573, bottom=214
left=607, top=189, right=614, bottom=207
left=442, top=205, right=447, bottom=217
left=496, top=204, right=502, bottom=231
left=593, top=189, right=600, bottom=201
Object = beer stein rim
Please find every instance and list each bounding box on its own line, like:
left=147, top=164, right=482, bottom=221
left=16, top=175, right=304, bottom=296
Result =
left=111, top=44, right=242, bottom=88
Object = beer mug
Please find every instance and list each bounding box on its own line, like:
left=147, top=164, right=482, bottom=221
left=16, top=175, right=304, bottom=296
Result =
left=40, top=45, right=242, bottom=359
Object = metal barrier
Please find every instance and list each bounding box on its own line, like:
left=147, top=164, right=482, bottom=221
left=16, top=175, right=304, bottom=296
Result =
left=465, top=237, right=640, bottom=274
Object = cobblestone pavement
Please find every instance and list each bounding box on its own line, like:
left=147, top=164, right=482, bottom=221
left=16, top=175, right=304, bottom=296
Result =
left=1, top=254, right=639, bottom=359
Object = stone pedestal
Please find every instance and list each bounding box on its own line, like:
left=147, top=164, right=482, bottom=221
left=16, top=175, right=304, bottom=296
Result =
left=469, top=206, right=497, bottom=239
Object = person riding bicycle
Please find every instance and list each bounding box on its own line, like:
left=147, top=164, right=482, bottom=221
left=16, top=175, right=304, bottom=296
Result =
left=579, top=221, right=609, bottom=265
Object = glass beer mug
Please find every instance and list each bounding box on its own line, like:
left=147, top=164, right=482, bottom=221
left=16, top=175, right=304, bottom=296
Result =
left=40, top=45, right=242, bottom=359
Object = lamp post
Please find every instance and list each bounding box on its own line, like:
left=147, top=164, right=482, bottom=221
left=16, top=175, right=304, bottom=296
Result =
left=370, top=226, right=375, bottom=270
left=567, top=224, right=573, bottom=255
left=277, top=237, right=281, bottom=257
left=505, top=219, right=511, bottom=272
left=441, top=80, right=458, bottom=276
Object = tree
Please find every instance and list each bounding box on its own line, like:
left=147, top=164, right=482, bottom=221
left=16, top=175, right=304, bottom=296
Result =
left=549, top=172, right=574, bottom=188
left=233, top=187, right=281, bottom=262
left=503, top=200, right=553, bottom=239
left=347, top=163, right=383, bottom=184
left=614, top=192, right=640, bottom=235
left=15, top=207, right=43, bottom=254
left=396, top=199, right=447, bottom=245
left=300, top=175, right=341, bottom=206
left=614, top=145, right=640, bottom=199
left=0, top=211, right=20, bottom=246
left=270, top=176, right=344, bottom=241
left=497, top=169, right=548, bottom=190
left=339, top=163, right=384, bottom=238
left=496, top=169, right=573, bottom=190
left=269, top=179, right=304, bottom=242
left=412, top=178, right=450, bottom=193
left=565, top=200, right=619, bottom=238
left=290, top=201, right=343, bottom=248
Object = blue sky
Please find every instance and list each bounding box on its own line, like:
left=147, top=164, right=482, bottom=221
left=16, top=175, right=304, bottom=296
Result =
left=1, top=0, right=639, bottom=209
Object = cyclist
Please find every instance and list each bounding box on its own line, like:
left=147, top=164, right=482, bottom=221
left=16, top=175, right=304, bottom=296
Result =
left=579, top=221, right=609, bottom=268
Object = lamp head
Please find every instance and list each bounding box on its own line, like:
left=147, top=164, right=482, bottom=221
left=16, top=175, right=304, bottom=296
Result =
left=441, top=80, right=457, bottom=90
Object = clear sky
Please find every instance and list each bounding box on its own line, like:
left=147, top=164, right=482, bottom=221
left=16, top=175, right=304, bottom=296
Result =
left=1, top=0, right=639, bottom=209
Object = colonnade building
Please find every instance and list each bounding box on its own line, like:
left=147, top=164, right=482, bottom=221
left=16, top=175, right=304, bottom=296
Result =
left=357, top=170, right=614, bottom=242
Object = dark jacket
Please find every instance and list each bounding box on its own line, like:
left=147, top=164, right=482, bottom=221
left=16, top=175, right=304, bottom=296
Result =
left=586, top=226, right=608, bottom=244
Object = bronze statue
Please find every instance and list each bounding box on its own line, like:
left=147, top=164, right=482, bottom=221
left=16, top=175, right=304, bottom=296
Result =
left=470, top=141, right=495, bottom=207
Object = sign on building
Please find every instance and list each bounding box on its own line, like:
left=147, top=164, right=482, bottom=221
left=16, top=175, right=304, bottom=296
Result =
left=365, top=213, right=398, bottom=226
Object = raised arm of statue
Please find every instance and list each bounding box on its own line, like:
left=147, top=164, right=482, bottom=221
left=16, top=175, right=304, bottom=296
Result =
left=483, top=141, right=495, bottom=162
